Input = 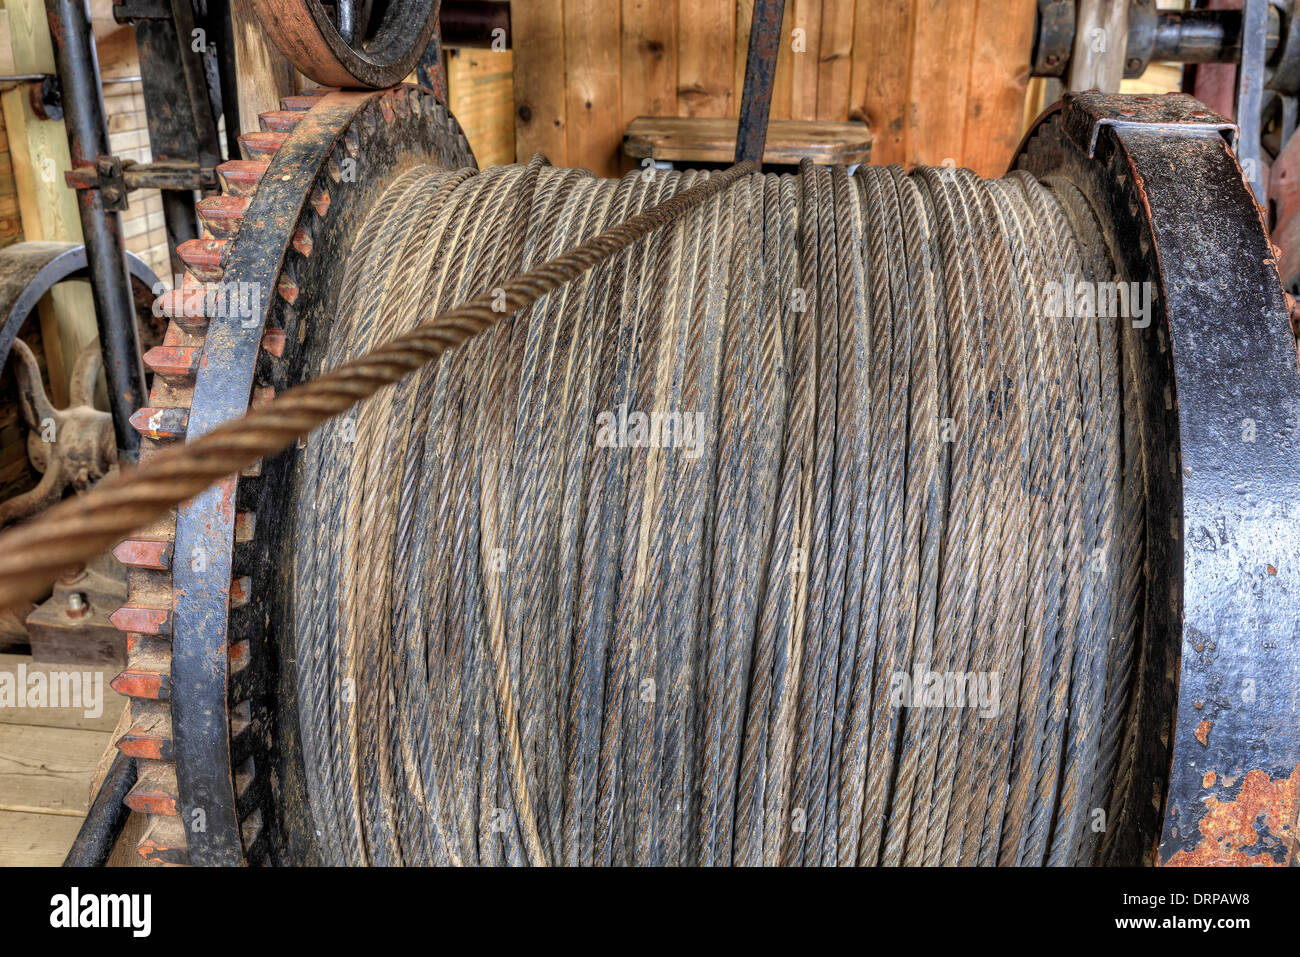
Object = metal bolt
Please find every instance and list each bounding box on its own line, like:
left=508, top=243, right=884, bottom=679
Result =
left=65, top=592, right=86, bottom=619
left=1045, top=54, right=1060, bottom=66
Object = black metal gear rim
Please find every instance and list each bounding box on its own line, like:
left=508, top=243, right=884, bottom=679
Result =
left=1018, top=91, right=1300, bottom=867
left=172, top=86, right=474, bottom=865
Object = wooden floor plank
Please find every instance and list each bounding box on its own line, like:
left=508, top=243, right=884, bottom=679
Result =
left=0, top=724, right=112, bottom=816
left=0, top=809, right=82, bottom=865
left=0, top=653, right=125, bottom=732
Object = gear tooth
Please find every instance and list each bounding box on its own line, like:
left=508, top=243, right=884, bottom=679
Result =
left=259, top=109, right=306, bottom=134
left=125, top=763, right=180, bottom=816
left=138, top=816, right=189, bottom=865
left=119, top=711, right=174, bottom=761
left=298, top=86, right=333, bottom=97
left=111, top=602, right=173, bottom=636
left=311, top=186, right=331, bottom=217
left=143, top=345, right=200, bottom=378
left=276, top=274, right=300, bottom=304
left=195, top=196, right=249, bottom=239
left=217, top=160, right=270, bottom=197
left=113, top=539, right=174, bottom=571
left=130, top=406, right=189, bottom=440
left=280, top=94, right=320, bottom=111
left=112, top=663, right=171, bottom=701
left=176, top=238, right=227, bottom=280
left=238, top=130, right=288, bottom=161
left=292, top=227, right=314, bottom=257
left=156, top=282, right=213, bottom=334
left=262, top=327, right=287, bottom=357
left=230, top=576, right=252, bottom=609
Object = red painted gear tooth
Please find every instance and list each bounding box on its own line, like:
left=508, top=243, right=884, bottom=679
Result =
left=195, top=196, right=249, bottom=239
left=119, top=728, right=172, bottom=761
left=259, top=109, right=306, bottom=133
left=156, top=282, right=213, bottom=334
left=111, top=668, right=170, bottom=701
left=138, top=817, right=189, bottom=865
left=311, top=186, right=331, bottom=217
left=238, top=130, right=288, bottom=161
left=262, top=327, right=287, bottom=357
left=113, top=539, right=174, bottom=571
left=130, top=406, right=189, bottom=440
left=111, top=603, right=173, bottom=636
left=280, top=94, right=320, bottom=111
left=216, top=159, right=270, bottom=197
left=276, top=274, right=300, bottom=303
left=176, top=238, right=227, bottom=280
left=125, top=784, right=179, bottom=817
left=143, top=345, right=200, bottom=377
left=292, top=227, right=314, bottom=257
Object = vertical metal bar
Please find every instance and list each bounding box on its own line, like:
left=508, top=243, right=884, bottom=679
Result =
left=44, top=0, right=146, bottom=460
left=735, top=0, right=786, bottom=167
left=1237, top=0, right=1266, bottom=202
left=167, top=0, right=223, bottom=176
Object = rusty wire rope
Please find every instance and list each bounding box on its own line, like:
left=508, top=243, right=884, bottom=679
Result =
left=290, top=158, right=1144, bottom=866
left=0, top=153, right=1147, bottom=866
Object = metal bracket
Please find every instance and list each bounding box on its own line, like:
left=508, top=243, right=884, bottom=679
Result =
left=1060, top=91, right=1239, bottom=157
left=65, top=156, right=214, bottom=211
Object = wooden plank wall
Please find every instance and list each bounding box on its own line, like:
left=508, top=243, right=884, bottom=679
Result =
left=446, top=48, right=516, bottom=168
left=509, top=0, right=1038, bottom=177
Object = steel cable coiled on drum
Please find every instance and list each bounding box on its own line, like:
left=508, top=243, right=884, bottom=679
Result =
left=286, top=155, right=1145, bottom=867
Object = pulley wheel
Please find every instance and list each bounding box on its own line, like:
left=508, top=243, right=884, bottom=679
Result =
left=250, top=0, right=441, bottom=89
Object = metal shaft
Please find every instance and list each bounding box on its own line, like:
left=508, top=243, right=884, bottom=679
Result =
left=45, top=0, right=147, bottom=460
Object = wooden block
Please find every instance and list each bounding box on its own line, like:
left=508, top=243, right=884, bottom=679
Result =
left=623, top=115, right=872, bottom=166
left=231, top=0, right=297, bottom=137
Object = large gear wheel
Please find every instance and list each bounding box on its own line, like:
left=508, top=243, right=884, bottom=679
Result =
left=109, top=85, right=474, bottom=865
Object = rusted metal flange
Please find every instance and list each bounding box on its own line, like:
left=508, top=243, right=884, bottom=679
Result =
left=248, top=0, right=442, bottom=90
left=111, top=85, right=474, bottom=865
left=1018, top=91, right=1300, bottom=866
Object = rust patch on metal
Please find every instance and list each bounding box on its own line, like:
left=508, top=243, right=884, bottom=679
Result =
left=1165, top=765, right=1300, bottom=866
left=1203, top=769, right=1216, bottom=788
left=1195, top=719, right=1211, bottom=746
